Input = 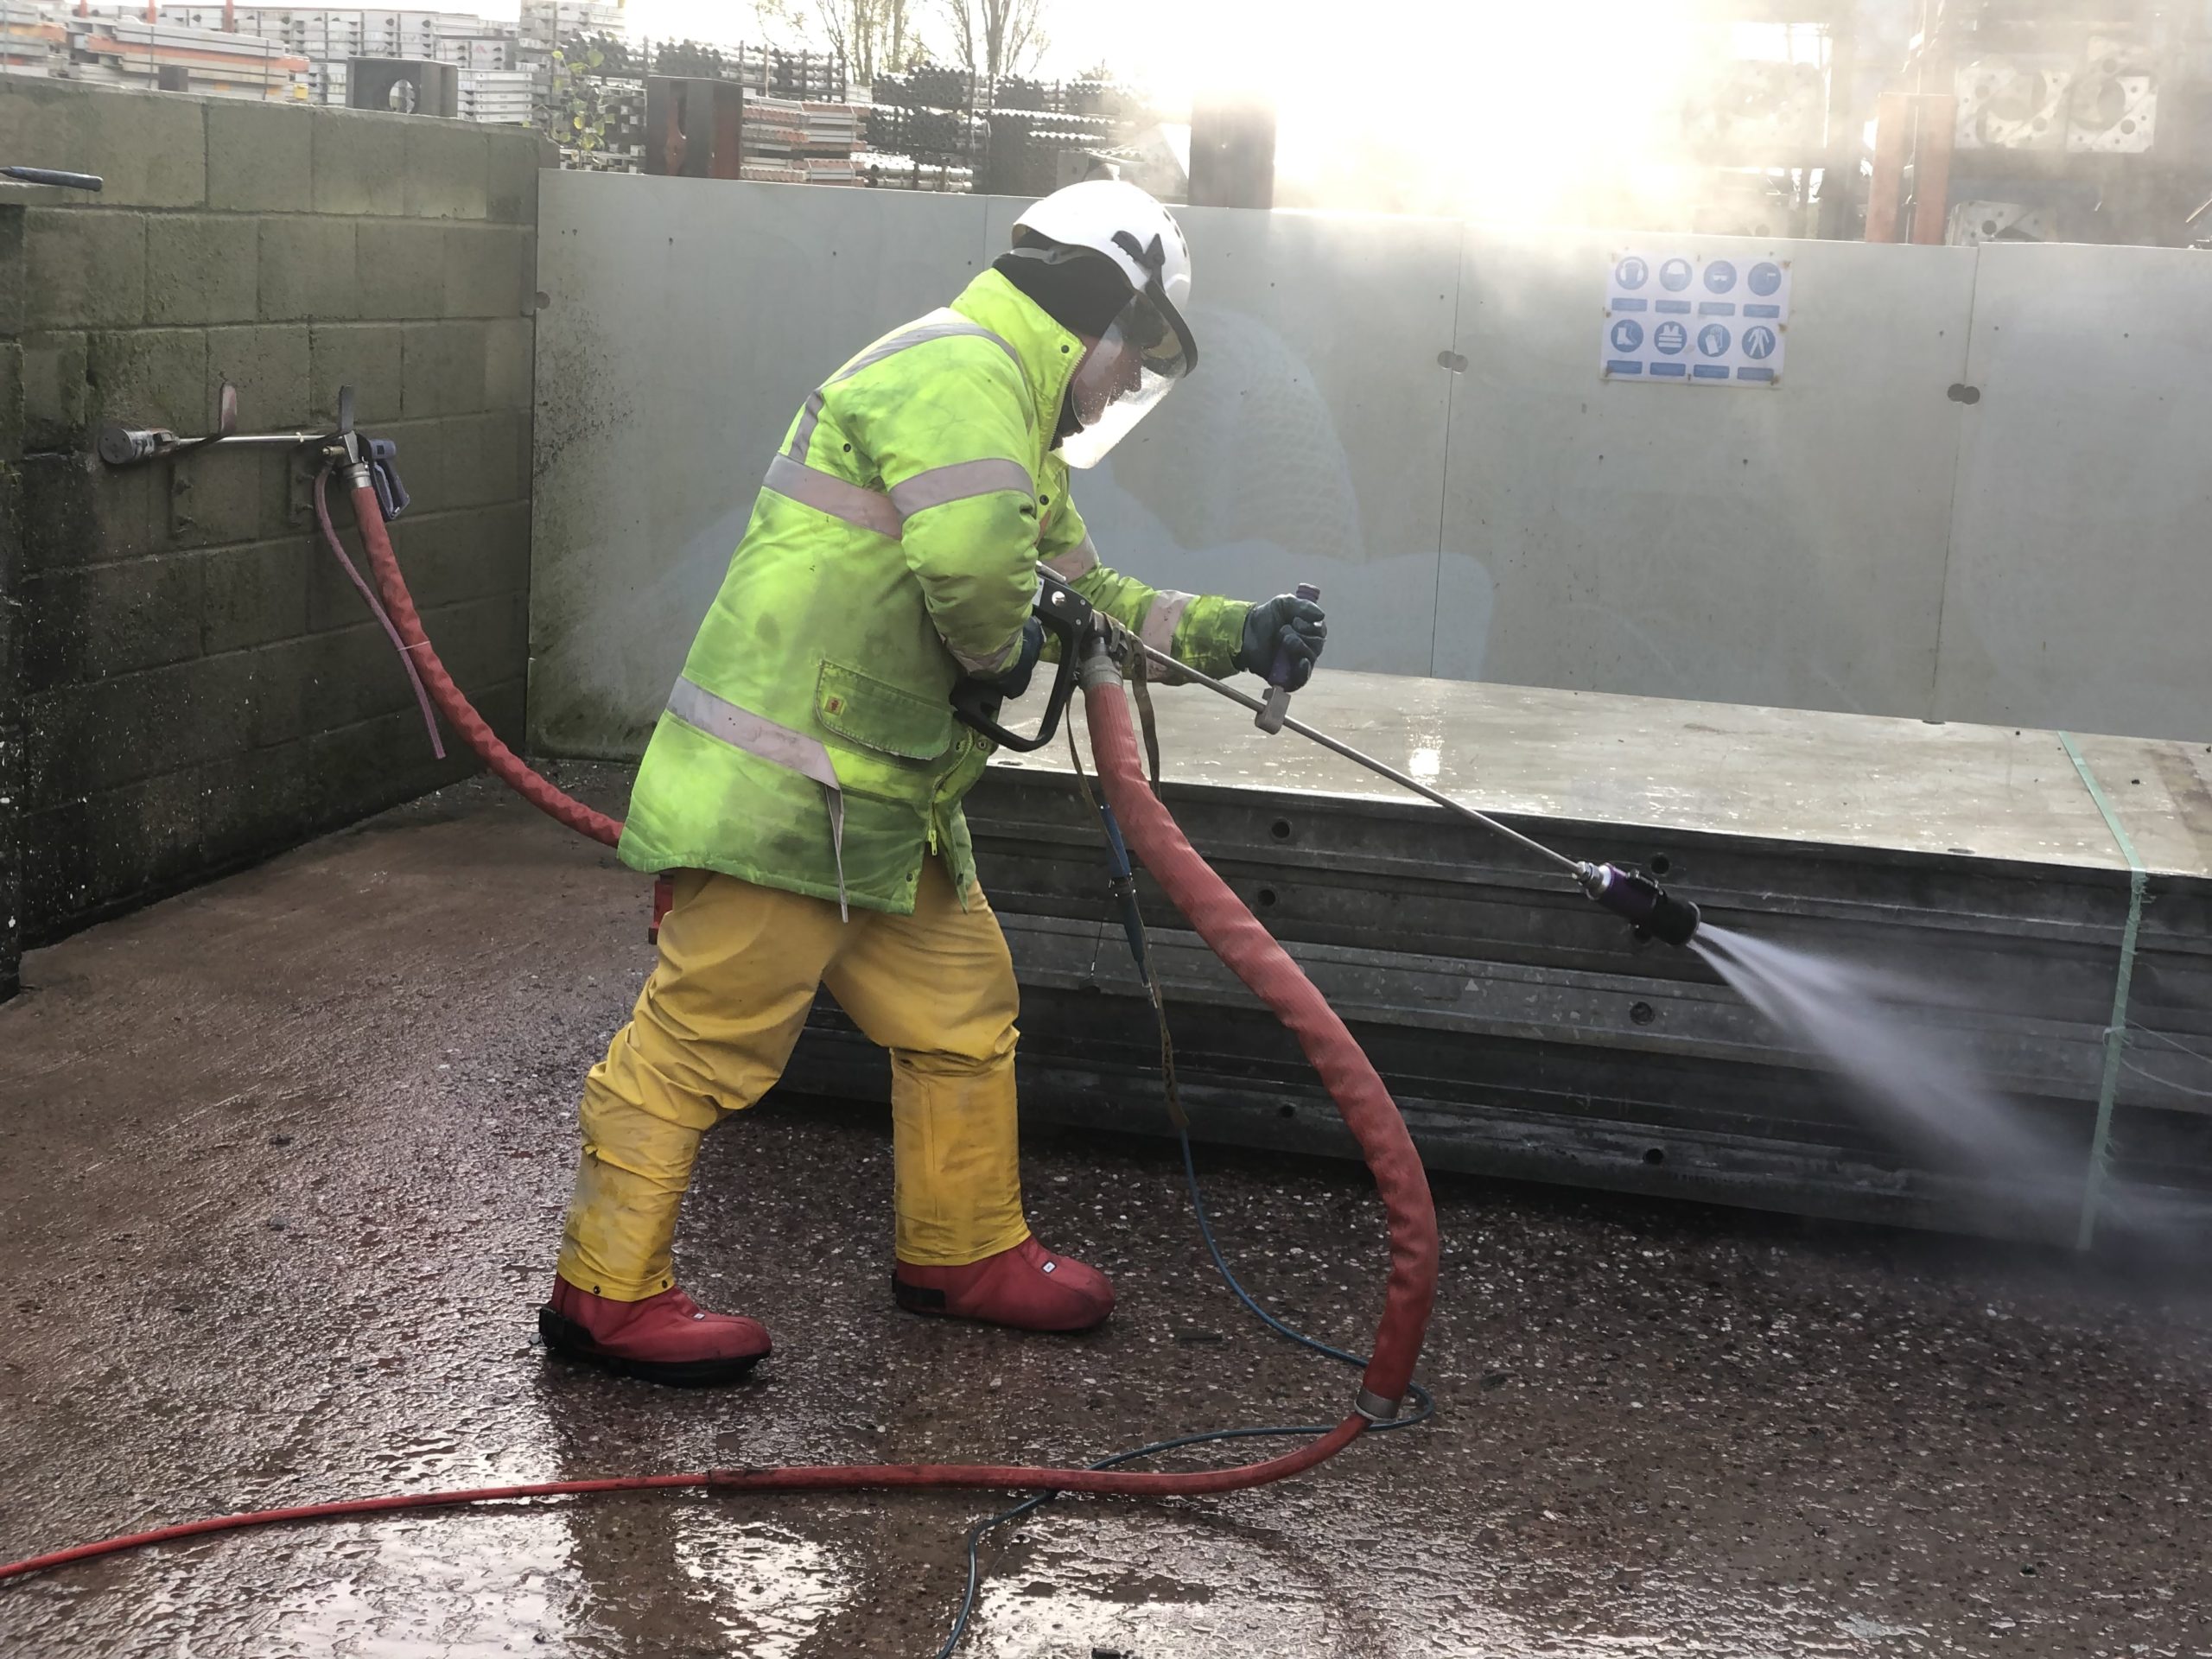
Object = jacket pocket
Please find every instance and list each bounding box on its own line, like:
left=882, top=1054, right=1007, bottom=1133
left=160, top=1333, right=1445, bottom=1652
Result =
left=816, top=660, right=954, bottom=762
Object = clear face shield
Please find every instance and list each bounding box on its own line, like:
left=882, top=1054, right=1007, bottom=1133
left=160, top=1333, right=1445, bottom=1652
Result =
left=1059, top=283, right=1195, bottom=469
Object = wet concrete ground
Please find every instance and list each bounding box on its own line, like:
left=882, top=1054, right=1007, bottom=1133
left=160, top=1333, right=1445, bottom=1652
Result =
left=2, top=773, right=2208, bottom=1658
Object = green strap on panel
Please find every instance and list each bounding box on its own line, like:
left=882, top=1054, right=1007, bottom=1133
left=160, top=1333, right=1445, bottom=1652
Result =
left=2057, top=732, right=2147, bottom=1251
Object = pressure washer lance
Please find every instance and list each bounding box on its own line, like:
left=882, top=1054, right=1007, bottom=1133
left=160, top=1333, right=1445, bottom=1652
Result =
left=950, top=570, right=1700, bottom=946
left=1124, top=632, right=1702, bottom=949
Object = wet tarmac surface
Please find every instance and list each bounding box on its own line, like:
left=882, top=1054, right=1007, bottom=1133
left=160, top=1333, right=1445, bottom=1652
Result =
left=2, top=772, right=2209, bottom=1658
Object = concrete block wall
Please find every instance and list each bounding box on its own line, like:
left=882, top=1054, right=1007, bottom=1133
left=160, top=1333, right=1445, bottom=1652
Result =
left=2, top=204, right=23, bottom=997
left=0, top=79, right=547, bottom=969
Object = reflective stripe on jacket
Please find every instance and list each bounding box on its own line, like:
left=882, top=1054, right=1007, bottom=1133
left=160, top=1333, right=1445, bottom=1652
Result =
left=616, top=268, right=1250, bottom=914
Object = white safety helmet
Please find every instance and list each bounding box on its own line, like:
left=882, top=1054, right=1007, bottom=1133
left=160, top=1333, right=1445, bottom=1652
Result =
left=1009, top=179, right=1198, bottom=467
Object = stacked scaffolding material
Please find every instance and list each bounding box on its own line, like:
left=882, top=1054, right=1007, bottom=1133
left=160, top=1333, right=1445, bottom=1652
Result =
left=458, top=66, right=531, bottom=124
left=736, top=95, right=861, bottom=183
left=867, top=69, right=982, bottom=193
left=570, top=69, right=645, bottom=169
left=652, top=38, right=843, bottom=100
left=867, top=70, right=1155, bottom=196
left=855, top=151, right=976, bottom=192
left=1921, top=1, right=2212, bottom=246
left=136, top=8, right=523, bottom=116
left=0, top=1, right=64, bottom=76
left=432, top=15, right=516, bottom=73
left=72, top=14, right=308, bottom=99
left=518, top=0, right=624, bottom=53
left=981, top=105, right=1121, bottom=197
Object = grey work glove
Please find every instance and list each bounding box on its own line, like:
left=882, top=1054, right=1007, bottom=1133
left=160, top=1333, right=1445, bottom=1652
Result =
left=982, top=615, right=1046, bottom=701
left=1236, top=594, right=1328, bottom=690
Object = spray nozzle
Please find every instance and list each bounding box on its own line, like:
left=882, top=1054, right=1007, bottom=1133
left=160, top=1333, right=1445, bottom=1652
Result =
left=1577, top=861, right=1701, bottom=949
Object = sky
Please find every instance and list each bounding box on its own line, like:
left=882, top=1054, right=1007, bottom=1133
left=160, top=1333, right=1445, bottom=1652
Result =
left=470, top=0, right=1833, bottom=223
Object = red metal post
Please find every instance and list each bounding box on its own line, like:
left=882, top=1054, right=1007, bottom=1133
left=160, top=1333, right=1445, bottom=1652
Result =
left=1909, top=93, right=1958, bottom=245
left=1866, top=91, right=1910, bottom=242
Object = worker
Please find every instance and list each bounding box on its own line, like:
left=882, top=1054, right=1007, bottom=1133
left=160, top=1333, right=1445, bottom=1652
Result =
left=539, top=180, right=1329, bottom=1384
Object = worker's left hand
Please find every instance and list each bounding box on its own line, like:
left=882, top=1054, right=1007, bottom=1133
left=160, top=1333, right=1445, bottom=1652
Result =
left=1237, top=594, right=1328, bottom=690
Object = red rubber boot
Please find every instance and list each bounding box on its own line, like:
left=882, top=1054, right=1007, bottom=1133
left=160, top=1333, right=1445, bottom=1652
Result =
left=893, top=1237, right=1115, bottom=1332
left=539, top=1277, right=772, bottom=1386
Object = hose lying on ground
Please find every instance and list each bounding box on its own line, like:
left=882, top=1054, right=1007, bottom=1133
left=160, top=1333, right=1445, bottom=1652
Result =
left=0, top=475, right=1440, bottom=1599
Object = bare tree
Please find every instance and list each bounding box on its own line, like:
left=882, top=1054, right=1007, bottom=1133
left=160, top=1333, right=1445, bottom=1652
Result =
left=937, top=0, right=1048, bottom=88
left=750, top=0, right=917, bottom=84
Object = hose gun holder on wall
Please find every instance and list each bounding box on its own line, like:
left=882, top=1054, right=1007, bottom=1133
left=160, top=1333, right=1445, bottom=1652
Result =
left=97, top=384, right=409, bottom=524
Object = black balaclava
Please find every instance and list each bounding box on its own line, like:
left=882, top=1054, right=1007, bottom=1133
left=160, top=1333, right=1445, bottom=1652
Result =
left=992, top=232, right=1134, bottom=444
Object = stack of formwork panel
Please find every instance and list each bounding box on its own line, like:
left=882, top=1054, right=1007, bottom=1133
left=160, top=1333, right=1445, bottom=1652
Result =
left=433, top=16, right=514, bottom=73
left=738, top=92, right=861, bottom=183
left=72, top=14, right=309, bottom=99
left=737, top=91, right=806, bottom=181
left=518, top=0, right=622, bottom=52
left=777, top=676, right=2212, bottom=1253
left=0, top=1, right=64, bottom=76
left=457, top=66, right=531, bottom=123
left=798, top=98, right=861, bottom=183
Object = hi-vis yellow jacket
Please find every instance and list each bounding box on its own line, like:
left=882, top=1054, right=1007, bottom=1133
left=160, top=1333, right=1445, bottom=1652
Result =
left=618, top=267, right=1249, bottom=914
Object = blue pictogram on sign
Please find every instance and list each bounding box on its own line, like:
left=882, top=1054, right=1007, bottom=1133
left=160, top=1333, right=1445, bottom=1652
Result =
left=1609, top=318, right=1645, bottom=353
left=1748, top=261, right=1783, bottom=296
left=1741, top=324, right=1778, bottom=360
left=1653, top=320, right=1688, bottom=355
left=1704, top=260, right=1738, bottom=294
left=1615, top=256, right=1649, bottom=289
left=1697, top=322, right=1732, bottom=357
left=1659, top=257, right=1694, bottom=291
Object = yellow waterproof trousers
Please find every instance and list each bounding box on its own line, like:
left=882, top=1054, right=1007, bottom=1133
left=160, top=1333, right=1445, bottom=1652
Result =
left=556, top=859, right=1027, bottom=1301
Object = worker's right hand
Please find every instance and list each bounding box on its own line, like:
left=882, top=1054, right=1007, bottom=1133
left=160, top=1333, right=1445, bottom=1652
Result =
left=981, top=616, right=1046, bottom=701
left=1236, top=594, right=1328, bottom=690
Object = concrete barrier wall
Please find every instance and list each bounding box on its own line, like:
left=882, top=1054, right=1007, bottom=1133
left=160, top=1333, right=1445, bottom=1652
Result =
left=531, top=172, right=2209, bottom=756
left=1, top=78, right=545, bottom=956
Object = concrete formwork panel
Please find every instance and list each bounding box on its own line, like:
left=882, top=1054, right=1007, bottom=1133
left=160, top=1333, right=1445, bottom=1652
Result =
left=529, top=175, right=993, bottom=756
left=983, top=198, right=1462, bottom=675
left=1439, top=232, right=1976, bottom=715
left=1936, top=243, right=2212, bottom=743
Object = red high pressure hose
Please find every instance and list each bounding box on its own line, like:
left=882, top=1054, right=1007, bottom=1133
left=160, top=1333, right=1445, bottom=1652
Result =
left=0, top=479, right=1438, bottom=1588
left=338, top=469, right=625, bottom=849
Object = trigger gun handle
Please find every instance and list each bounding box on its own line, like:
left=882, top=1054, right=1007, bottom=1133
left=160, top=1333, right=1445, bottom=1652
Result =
left=365, top=436, right=410, bottom=522
left=949, top=569, right=1095, bottom=753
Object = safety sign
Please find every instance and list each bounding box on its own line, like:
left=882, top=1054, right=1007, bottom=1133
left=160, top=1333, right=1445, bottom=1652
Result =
left=1604, top=250, right=1790, bottom=386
